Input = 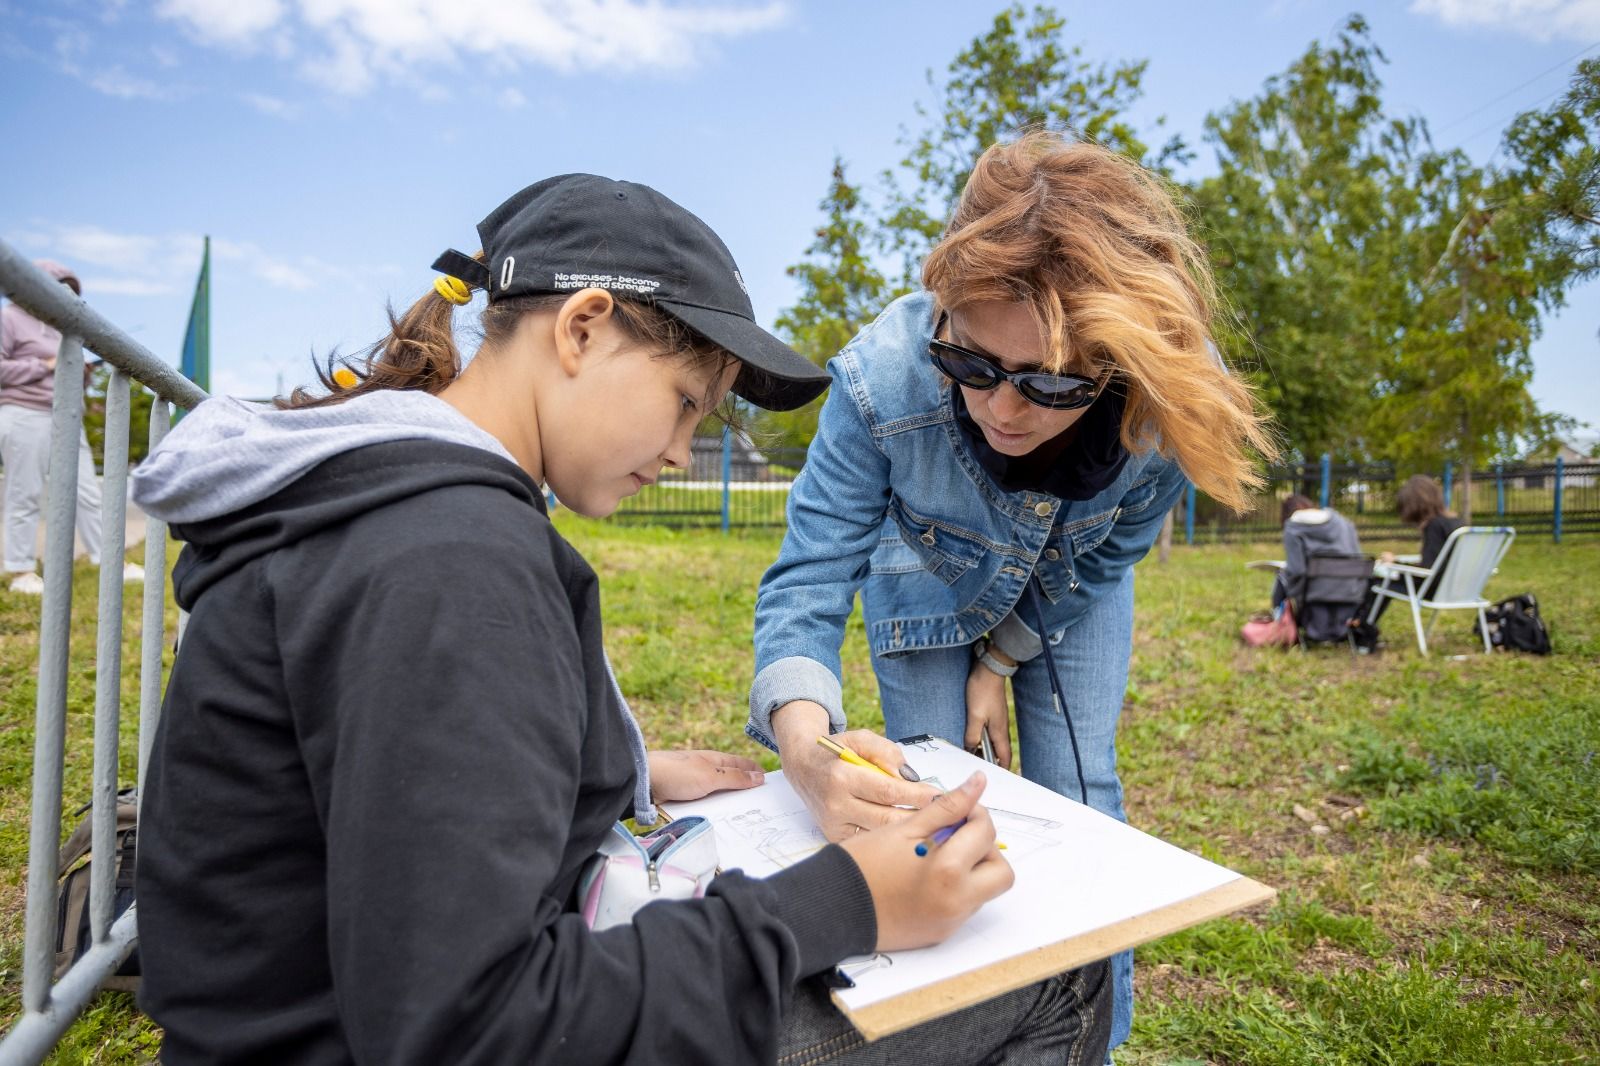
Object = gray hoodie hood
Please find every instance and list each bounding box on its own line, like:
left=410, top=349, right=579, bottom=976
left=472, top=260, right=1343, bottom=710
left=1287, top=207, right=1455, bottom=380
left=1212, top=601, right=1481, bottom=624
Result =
left=1285, top=507, right=1361, bottom=555
left=131, top=391, right=518, bottom=525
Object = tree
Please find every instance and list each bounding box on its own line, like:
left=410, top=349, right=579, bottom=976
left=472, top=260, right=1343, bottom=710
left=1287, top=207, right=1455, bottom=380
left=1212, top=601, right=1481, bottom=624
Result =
left=1191, top=16, right=1413, bottom=462
left=1502, top=58, right=1600, bottom=288
left=83, top=363, right=157, bottom=467
left=768, top=5, right=1171, bottom=447
left=1366, top=142, right=1581, bottom=521
left=880, top=3, right=1182, bottom=284
left=764, top=158, right=888, bottom=447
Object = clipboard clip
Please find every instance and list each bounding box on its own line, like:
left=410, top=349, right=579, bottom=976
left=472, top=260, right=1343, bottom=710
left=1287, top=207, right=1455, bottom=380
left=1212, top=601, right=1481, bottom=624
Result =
left=816, top=967, right=856, bottom=991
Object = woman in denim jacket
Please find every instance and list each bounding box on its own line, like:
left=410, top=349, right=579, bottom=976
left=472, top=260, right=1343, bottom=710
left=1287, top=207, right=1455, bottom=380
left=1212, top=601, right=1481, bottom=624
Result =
left=747, top=132, right=1274, bottom=1054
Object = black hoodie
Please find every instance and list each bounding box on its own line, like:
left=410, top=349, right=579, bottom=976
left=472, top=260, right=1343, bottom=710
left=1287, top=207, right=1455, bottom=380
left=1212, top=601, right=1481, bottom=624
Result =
left=136, top=439, right=876, bottom=1065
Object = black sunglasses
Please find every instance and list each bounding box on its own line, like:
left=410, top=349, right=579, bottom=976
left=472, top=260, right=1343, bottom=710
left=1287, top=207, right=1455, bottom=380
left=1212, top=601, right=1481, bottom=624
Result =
left=928, top=313, right=1108, bottom=410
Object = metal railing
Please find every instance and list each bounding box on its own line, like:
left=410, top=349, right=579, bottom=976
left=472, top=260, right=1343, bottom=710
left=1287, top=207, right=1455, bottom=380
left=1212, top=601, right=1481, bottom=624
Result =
left=1180, top=457, right=1598, bottom=544
left=607, top=428, right=803, bottom=530
left=0, top=241, right=206, bottom=1064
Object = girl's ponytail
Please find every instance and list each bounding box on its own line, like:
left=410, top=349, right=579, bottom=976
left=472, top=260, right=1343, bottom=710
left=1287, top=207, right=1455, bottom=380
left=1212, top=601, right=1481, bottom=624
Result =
left=282, top=254, right=485, bottom=409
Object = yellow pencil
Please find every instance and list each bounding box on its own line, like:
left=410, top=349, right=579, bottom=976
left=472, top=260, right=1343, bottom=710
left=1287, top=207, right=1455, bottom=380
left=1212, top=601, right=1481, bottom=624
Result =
left=815, top=735, right=1006, bottom=849
left=815, top=734, right=896, bottom=778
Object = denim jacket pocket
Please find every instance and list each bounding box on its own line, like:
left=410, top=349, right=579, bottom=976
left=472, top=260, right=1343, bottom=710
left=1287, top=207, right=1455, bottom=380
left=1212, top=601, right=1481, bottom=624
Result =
left=868, top=535, right=924, bottom=575
left=1067, top=507, right=1119, bottom=556
left=887, top=495, right=983, bottom=586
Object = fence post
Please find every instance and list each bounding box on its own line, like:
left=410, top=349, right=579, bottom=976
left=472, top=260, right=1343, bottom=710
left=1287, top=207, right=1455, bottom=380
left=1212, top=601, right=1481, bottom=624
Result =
left=720, top=426, right=732, bottom=534
left=1442, top=461, right=1453, bottom=511
left=1184, top=483, right=1195, bottom=545
left=21, top=334, right=86, bottom=1014
left=1553, top=456, right=1564, bottom=544
left=1496, top=463, right=1504, bottom=516
left=1319, top=453, right=1330, bottom=508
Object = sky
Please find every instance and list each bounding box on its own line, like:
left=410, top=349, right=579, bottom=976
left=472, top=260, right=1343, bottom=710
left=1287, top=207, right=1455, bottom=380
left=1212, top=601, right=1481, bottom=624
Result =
left=2, top=0, right=1597, bottom=442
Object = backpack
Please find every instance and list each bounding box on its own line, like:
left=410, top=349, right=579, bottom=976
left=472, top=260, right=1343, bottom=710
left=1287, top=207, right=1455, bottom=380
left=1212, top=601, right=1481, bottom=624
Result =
left=54, top=787, right=141, bottom=991
left=1474, top=593, right=1553, bottom=655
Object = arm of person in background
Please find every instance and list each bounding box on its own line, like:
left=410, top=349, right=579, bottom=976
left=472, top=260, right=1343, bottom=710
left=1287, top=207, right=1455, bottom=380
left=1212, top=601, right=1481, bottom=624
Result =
left=748, top=355, right=937, bottom=840
left=1278, top=513, right=1308, bottom=609
left=0, top=308, right=55, bottom=387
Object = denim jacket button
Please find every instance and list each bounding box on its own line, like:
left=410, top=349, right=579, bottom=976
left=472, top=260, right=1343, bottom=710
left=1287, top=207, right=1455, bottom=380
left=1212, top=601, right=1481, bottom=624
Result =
left=920, top=529, right=936, bottom=546
left=1033, top=501, right=1052, bottom=517
left=1044, top=547, right=1061, bottom=561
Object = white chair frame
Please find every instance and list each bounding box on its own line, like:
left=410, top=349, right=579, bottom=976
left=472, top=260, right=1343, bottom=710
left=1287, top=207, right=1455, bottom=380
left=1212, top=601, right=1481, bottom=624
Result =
left=1366, top=526, right=1516, bottom=656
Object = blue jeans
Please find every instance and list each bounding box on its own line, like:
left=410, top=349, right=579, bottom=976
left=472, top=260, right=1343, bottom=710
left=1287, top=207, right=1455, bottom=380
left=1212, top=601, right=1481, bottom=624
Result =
left=867, top=568, right=1137, bottom=1055
left=777, top=960, right=1110, bottom=1065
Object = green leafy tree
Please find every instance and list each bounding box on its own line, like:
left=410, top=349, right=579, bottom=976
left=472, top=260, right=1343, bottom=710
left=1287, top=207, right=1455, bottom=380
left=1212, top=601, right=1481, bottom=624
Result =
left=880, top=3, right=1182, bottom=283
left=764, top=158, right=888, bottom=447
left=1192, top=16, right=1413, bottom=462
left=1502, top=58, right=1600, bottom=287
left=83, top=363, right=157, bottom=468
left=1368, top=150, right=1580, bottom=520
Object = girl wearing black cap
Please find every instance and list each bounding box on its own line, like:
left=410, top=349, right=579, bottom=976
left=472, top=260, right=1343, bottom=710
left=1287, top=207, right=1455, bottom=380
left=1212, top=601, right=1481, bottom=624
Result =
left=129, top=176, right=1110, bottom=1065
left=749, top=132, right=1276, bottom=1055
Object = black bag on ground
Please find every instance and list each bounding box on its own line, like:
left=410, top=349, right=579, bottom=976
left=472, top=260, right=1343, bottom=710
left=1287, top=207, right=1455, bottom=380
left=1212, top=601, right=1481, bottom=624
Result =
left=1474, top=593, right=1552, bottom=655
left=54, top=787, right=141, bottom=991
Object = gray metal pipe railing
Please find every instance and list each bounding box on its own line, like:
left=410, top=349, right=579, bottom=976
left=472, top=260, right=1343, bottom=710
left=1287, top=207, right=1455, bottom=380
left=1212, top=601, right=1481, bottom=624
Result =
left=0, top=239, right=206, bottom=1064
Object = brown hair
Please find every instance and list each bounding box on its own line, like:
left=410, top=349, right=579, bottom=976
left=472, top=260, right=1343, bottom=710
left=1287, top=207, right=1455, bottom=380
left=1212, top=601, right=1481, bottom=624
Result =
left=1396, top=474, right=1447, bottom=526
left=1280, top=494, right=1315, bottom=526
left=283, top=252, right=739, bottom=413
left=921, top=131, right=1277, bottom=512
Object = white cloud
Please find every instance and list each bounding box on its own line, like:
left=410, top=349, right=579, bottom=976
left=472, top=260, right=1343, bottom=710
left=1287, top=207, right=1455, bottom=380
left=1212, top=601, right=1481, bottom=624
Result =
left=84, top=65, right=176, bottom=99
left=17, top=224, right=340, bottom=298
left=242, top=91, right=297, bottom=117
left=92, top=277, right=179, bottom=296
left=499, top=86, right=528, bottom=109
left=153, top=0, right=788, bottom=94
left=1410, top=0, right=1600, bottom=41
left=156, top=0, right=287, bottom=45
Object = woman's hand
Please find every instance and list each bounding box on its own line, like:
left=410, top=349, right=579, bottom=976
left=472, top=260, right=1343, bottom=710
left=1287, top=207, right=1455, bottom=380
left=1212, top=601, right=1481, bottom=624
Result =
left=964, top=657, right=1014, bottom=771
left=1379, top=550, right=1396, bottom=565
left=840, top=771, right=1013, bottom=951
left=770, top=701, right=939, bottom=842
left=647, top=749, right=765, bottom=803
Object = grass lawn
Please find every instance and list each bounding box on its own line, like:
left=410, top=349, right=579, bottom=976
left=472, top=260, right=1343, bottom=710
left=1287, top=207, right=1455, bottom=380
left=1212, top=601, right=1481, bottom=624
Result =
left=1, top=525, right=1595, bottom=1064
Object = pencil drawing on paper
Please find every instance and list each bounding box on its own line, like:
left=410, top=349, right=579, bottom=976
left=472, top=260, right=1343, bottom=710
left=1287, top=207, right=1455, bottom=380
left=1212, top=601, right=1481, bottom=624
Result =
left=986, top=806, right=1064, bottom=860
left=727, top=806, right=828, bottom=867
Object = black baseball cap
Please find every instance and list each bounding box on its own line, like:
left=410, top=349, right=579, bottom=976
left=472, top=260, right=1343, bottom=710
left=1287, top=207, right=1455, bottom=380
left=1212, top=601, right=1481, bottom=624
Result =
left=432, top=174, right=831, bottom=412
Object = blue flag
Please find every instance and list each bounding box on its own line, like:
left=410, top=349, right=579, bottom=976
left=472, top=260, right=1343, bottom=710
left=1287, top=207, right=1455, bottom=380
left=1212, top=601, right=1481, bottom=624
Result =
left=180, top=236, right=210, bottom=392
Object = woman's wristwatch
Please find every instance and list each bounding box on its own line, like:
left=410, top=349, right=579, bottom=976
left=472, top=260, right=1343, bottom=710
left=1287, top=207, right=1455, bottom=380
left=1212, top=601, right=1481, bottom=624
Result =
left=973, top=637, right=1018, bottom=677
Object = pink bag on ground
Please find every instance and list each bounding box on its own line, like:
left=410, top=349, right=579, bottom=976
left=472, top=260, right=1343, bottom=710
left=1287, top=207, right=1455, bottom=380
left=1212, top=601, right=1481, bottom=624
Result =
left=1241, top=605, right=1298, bottom=647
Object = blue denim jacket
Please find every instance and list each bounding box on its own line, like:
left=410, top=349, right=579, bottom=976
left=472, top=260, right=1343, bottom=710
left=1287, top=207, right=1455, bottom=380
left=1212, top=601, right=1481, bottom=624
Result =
left=748, top=291, right=1188, bottom=748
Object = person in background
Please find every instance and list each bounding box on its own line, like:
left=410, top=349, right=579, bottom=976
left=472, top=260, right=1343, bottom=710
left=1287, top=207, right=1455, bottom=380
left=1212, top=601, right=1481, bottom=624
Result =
left=0, top=259, right=144, bottom=594
left=1366, top=474, right=1464, bottom=622
left=1272, top=493, right=1361, bottom=617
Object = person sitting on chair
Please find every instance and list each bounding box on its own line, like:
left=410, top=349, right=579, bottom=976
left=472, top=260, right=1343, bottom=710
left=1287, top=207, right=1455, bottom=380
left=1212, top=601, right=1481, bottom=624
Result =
left=1272, top=494, right=1361, bottom=618
left=1367, top=474, right=1464, bottom=623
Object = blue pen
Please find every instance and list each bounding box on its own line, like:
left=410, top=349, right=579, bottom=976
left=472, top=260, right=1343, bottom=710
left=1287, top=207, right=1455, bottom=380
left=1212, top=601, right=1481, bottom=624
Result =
left=914, top=818, right=968, bottom=857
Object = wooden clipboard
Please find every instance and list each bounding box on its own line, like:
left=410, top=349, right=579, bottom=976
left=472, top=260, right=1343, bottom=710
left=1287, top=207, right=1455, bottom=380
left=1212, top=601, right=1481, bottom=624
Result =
left=665, top=736, right=1276, bottom=1041
left=837, top=875, right=1275, bottom=1040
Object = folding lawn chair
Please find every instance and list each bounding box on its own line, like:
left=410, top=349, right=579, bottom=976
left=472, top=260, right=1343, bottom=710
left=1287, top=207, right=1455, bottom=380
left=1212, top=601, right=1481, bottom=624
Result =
left=1365, top=526, right=1516, bottom=656
left=1292, top=552, right=1374, bottom=654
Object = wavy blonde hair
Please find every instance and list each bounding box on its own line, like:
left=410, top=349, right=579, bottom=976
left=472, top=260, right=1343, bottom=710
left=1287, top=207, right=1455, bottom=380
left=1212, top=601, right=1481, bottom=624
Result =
left=922, top=131, right=1276, bottom=512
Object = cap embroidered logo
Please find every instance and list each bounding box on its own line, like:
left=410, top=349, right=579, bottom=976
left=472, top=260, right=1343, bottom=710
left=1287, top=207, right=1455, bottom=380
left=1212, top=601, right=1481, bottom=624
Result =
left=501, top=256, right=516, bottom=289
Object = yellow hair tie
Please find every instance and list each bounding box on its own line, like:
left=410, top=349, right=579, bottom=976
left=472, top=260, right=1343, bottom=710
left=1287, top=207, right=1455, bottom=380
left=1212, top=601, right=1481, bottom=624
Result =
left=434, top=275, right=472, bottom=305
left=331, top=367, right=359, bottom=389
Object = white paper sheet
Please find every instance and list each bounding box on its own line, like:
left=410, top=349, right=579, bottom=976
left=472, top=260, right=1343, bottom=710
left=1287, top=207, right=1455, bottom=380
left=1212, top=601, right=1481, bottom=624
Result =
left=664, top=736, right=1246, bottom=1011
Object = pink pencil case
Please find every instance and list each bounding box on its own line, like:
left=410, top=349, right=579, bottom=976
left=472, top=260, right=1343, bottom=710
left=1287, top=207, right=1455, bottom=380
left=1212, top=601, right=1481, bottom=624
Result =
left=578, top=817, right=719, bottom=931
